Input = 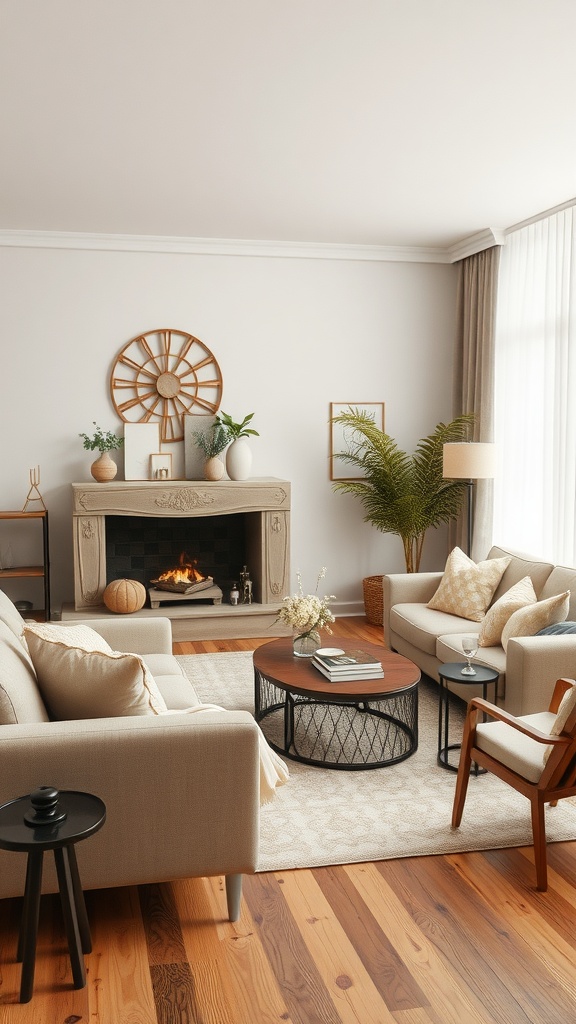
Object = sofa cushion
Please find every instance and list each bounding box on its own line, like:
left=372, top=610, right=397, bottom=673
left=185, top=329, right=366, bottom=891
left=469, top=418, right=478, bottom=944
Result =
left=0, top=621, right=49, bottom=725
left=544, top=684, right=576, bottom=762
left=536, top=621, right=576, bottom=635
left=390, top=603, right=476, bottom=657
left=539, top=566, right=576, bottom=620
left=0, top=588, right=27, bottom=642
left=428, top=547, right=511, bottom=622
left=478, top=576, right=537, bottom=647
left=24, top=622, right=168, bottom=720
left=143, top=653, right=201, bottom=709
left=436, top=633, right=506, bottom=677
left=487, top=546, right=555, bottom=604
left=501, top=592, right=571, bottom=652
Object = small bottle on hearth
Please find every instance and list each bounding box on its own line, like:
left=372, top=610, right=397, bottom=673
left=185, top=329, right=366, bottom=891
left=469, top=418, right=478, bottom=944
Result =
left=230, top=583, right=239, bottom=605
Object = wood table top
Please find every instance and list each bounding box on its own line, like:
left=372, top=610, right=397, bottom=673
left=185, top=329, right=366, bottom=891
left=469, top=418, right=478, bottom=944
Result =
left=253, top=637, right=420, bottom=701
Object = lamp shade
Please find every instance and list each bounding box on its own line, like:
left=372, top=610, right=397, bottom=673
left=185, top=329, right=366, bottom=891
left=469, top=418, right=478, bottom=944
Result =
left=443, top=442, right=497, bottom=480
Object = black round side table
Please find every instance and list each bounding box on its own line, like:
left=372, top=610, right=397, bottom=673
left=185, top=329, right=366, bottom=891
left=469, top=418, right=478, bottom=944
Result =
left=0, top=788, right=106, bottom=1003
left=437, top=662, right=499, bottom=773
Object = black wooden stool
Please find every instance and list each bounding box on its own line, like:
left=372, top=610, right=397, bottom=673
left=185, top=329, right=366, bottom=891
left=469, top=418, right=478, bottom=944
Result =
left=0, top=787, right=106, bottom=1003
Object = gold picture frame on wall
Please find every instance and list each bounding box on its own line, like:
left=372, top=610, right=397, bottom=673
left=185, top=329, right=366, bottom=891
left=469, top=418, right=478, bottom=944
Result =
left=330, top=402, right=385, bottom=480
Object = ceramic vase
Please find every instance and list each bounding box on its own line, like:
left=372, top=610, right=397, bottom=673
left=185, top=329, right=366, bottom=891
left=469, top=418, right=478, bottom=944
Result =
left=226, top=437, right=252, bottom=480
left=91, top=451, right=118, bottom=482
left=204, top=456, right=225, bottom=481
left=293, top=630, right=321, bottom=658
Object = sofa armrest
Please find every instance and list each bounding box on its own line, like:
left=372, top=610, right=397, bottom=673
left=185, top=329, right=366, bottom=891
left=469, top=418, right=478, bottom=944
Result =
left=62, top=615, right=173, bottom=655
left=504, top=635, right=576, bottom=716
left=383, top=572, right=443, bottom=648
left=0, top=711, right=260, bottom=899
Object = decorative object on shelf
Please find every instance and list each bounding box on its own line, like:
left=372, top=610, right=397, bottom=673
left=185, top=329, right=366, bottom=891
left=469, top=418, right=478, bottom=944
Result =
left=331, top=408, right=474, bottom=573
left=102, top=579, right=147, bottom=614
left=149, top=452, right=173, bottom=480
left=215, top=412, right=259, bottom=481
left=330, top=403, right=385, bottom=480
left=229, top=582, right=240, bottom=605
left=193, top=422, right=229, bottom=481
left=79, top=423, right=124, bottom=483
left=275, top=567, right=336, bottom=658
left=123, top=422, right=160, bottom=480
left=110, top=328, right=223, bottom=443
left=239, top=565, right=252, bottom=604
left=22, top=467, right=46, bottom=512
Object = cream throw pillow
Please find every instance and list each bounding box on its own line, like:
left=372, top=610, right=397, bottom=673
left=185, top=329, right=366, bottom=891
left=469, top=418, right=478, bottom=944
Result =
left=428, top=547, right=511, bottom=623
left=501, top=591, right=571, bottom=653
left=543, top=684, right=576, bottom=764
left=478, top=576, right=537, bottom=647
left=24, top=622, right=167, bottom=720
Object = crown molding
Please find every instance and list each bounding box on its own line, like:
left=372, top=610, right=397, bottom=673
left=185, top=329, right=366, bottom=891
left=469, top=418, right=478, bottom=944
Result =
left=447, top=228, right=507, bottom=263
left=0, top=229, right=453, bottom=264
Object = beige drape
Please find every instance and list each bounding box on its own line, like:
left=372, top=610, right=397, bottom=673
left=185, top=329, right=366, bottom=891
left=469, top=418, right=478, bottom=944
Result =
left=451, top=245, right=501, bottom=560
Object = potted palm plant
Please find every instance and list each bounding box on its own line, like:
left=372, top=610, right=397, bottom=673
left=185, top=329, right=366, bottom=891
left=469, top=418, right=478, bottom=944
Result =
left=331, top=409, right=474, bottom=575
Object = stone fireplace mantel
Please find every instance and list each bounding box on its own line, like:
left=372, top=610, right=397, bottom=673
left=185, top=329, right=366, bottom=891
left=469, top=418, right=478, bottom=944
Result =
left=65, top=478, right=291, bottom=641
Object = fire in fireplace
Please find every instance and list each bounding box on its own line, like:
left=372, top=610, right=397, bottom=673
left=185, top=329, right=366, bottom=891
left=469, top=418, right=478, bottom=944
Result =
left=151, top=552, right=215, bottom=594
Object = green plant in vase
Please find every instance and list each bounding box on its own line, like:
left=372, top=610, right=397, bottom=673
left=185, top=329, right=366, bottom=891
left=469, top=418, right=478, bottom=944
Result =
left=215, top=411, right=259, bottom=480
left=193, top=423, right=229, bottom=480
left=79, top=421, right=124, bottom=482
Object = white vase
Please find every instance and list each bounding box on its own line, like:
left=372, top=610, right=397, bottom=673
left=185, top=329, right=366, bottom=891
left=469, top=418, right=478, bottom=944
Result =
left=226, top=437, right=252, bottom=480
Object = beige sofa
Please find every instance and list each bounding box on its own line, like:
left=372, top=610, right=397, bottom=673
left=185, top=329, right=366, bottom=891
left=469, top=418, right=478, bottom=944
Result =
left=0, top=589, right=261, bottom=921
left=383, top=545, right=576, bottom=716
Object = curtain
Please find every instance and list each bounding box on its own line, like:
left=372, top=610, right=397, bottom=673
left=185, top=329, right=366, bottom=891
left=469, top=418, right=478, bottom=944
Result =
left=493, top=207, right=576, bottom=564
left=452, top=245, right=501, bottom=560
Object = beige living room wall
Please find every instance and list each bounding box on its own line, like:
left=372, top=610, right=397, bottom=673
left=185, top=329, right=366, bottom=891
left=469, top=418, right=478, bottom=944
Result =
left=0, top=241, right=457, bottom=615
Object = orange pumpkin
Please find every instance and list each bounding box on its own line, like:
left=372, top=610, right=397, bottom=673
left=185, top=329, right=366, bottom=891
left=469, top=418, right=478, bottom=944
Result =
left=103, top=579, right=146, bottom=614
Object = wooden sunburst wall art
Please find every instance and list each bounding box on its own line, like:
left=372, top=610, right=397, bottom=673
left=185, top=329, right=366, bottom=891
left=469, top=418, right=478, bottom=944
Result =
left=110, top=328, right=223, bottom=443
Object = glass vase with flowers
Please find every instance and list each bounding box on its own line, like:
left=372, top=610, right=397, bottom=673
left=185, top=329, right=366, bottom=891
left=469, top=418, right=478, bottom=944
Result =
left=275, top=567, right=336, bottom=657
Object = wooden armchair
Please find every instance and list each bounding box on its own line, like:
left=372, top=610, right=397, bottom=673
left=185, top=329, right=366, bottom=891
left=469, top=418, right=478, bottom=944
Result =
left=451, top=677, right=576, bottom=890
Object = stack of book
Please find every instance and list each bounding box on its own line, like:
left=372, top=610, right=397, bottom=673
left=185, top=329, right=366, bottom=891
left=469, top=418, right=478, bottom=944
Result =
left=312, top=648, right=384, bottom=682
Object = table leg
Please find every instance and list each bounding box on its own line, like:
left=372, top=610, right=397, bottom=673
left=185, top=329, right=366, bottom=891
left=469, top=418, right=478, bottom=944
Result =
left=18, top=848, right=44, bottom=1003
left=54, top=846, right=86, bottom=989
left=66, top=843, right=92, bottom=953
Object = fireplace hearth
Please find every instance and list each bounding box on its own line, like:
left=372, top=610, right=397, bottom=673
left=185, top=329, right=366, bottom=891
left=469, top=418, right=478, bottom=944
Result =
left=64, top=479, right=291, bottom=641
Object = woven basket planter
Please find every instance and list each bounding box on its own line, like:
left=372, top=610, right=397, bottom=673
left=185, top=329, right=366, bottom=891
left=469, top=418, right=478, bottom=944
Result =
left=362, top=575, right=383, bottom=626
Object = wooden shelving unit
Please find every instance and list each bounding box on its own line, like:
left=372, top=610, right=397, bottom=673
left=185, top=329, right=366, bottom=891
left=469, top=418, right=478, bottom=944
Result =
left=0, top=510, right=50, bottom=620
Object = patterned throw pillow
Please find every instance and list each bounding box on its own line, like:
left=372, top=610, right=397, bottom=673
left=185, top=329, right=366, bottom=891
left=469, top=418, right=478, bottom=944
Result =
left=24, top=622, right=167, bottom=719
left=478, top=576, right=537, bottom=647
left=428, top=547, right=511, bottom=622
left=501, top=591, right=571, bottom=652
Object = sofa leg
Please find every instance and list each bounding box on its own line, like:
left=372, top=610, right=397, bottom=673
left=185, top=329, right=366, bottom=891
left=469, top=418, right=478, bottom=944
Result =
left=225, top=873, right=242, bottom=922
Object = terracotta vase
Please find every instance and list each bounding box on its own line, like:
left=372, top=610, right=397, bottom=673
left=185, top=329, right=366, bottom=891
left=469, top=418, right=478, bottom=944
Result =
left=91, top=451, right=118, bottom=482
left=204, top=456, right=225, bottom=481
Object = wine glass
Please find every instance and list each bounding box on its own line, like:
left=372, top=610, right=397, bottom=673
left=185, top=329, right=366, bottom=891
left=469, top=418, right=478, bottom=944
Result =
left=461, top=636, right=479, bottom=675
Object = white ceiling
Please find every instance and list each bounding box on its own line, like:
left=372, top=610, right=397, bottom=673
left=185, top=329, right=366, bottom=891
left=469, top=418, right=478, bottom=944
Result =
left=2, top=0, right=575, bottom=252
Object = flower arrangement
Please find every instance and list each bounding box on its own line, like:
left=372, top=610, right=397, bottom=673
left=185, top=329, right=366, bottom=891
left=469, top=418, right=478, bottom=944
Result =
left=276, top=567, right=336, bottom=642
left=79, top=422, right=124, bottom=453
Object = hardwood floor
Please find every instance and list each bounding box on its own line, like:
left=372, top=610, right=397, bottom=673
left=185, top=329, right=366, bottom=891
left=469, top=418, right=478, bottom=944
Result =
left=2, top=618, right=576, bottom=1022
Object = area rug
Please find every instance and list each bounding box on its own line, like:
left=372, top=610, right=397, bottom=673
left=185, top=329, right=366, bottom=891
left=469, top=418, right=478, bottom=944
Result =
left=176, top=652, right=576, bottom=872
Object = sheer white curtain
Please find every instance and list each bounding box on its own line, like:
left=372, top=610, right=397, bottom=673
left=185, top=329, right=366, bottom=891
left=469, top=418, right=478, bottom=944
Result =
left=493, top=206, right=576, bottom=563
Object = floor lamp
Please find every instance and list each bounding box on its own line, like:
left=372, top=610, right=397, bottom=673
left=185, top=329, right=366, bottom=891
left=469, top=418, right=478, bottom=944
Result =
left=442, top=443, right=497, bottom=556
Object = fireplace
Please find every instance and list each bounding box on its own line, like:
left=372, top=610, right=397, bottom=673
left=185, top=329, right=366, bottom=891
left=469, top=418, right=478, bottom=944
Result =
left=64, top=479, right=291, bottom=641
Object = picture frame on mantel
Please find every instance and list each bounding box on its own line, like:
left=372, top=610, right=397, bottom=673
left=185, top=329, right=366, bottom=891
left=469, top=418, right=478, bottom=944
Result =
left=150, top=452, right=172, bottom=480
left=330, top=402, right=385, bottom=480
left=124, top=423, right=161, bottom=480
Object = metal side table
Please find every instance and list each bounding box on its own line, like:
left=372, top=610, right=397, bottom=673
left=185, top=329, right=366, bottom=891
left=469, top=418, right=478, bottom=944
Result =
left=0, top=787, right=106, bottom=1003
left=437, top=662, right=499, bottom=773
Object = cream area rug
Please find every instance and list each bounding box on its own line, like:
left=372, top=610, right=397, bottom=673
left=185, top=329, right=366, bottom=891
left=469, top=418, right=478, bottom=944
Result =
left=176, top=652, right=576, bottom=873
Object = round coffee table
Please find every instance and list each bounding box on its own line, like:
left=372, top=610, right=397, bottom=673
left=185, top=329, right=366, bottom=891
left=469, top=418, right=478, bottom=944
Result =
left=253, top=637, right=420, bottom=770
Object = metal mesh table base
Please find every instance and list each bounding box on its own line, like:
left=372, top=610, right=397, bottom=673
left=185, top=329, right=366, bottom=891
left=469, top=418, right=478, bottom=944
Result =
left=255, top=673, right=418, bottom=770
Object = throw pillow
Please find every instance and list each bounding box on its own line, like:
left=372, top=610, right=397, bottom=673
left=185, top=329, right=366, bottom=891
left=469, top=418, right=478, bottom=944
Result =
left=24, top=622, right=167, bottom=720
left=427, top=547, right=511, bottom=623
left=536, top=622, right=576, bottom=635
left=501, top=591, right=571, bottom=653
left=543, top=683, right=576, bottom=764
left=477, top=576, right=537, bottom=647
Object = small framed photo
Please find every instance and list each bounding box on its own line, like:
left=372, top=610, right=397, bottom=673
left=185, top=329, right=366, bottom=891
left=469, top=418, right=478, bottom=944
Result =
left=150, top=452, right=173, bottom=480
left=330, top=402, right=385, bottom=480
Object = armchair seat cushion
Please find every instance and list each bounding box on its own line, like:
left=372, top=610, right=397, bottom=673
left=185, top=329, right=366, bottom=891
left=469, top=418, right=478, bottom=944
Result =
left=475, top=711, right=555, bottom=783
